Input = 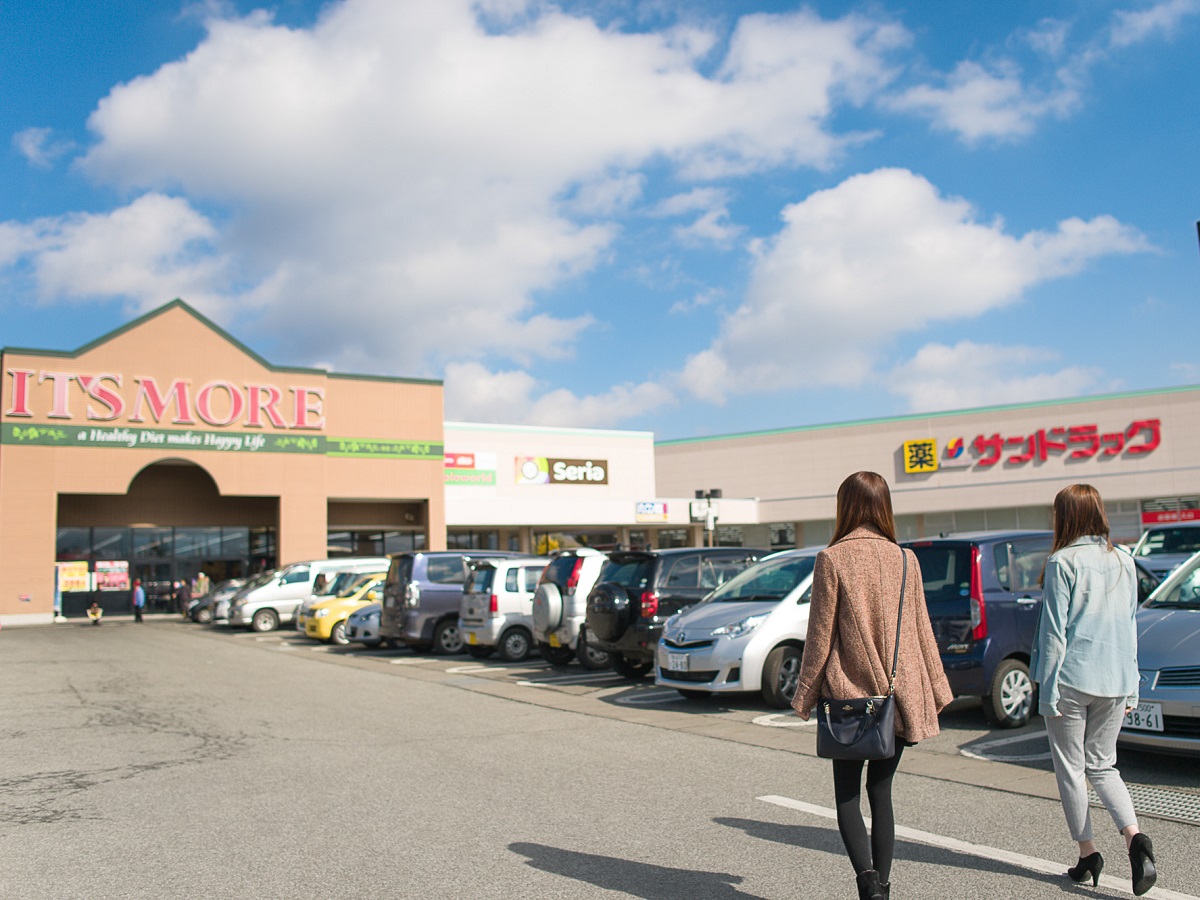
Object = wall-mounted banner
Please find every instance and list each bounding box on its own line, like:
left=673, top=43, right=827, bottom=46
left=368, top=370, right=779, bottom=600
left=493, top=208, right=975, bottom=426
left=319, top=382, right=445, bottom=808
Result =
left=1, top=423, right=441, bottom=460
left=635, top=501, right=669, bottom=523
left=902, top=418, right=1162, bottom=474
left=56, top=561, right=90, bottom=593
left=516, top=456, right=608, bottom=485
left=445, top=451, right=498, bottom=486
left=95, top=560, right=130, bottom=591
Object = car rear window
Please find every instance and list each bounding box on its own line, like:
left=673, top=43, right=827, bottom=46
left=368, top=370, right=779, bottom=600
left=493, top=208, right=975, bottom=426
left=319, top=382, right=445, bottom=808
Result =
left=1136, top=527, right=1200, bottom=557
left=597, top=555, right=655, bottom=592
left=386, top=556, right=413, bottom=587
left=910, top=545, right=971, bottom=604
left=425, top=555, right=466, bottom=584
left=541, top=557, right=578, bottom=588
left=465, top=566, right=495, bottom=594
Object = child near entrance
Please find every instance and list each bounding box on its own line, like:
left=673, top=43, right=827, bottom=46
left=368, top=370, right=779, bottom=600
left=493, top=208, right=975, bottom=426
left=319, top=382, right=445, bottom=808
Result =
left=87, top=601, right=103, bottom=625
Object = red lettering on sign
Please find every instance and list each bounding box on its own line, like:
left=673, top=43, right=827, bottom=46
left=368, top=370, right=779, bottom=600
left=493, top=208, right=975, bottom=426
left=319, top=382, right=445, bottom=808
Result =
left=291, top=387, right=325, bottom=430
left=246, top=385, right=287, bottom=429
left=5, top=369, right=35, bottom=417
left=196, top=381, right=245, bottom=427
left=129, top=378, right=196, bottom=425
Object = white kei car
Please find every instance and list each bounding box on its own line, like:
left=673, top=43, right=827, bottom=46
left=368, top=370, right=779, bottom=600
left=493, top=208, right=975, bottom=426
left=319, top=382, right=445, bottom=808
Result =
left=655, top=547, right=822, bottom=708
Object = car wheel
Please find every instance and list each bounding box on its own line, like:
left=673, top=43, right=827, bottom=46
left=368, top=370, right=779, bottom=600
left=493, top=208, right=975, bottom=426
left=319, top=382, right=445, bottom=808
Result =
left=677, top=689, right=709, bottom=700
left=250, top=609, right=279, bottom=633
left=538, top=641, right=576, bottom=667
left=575, top=627, right=610, bottom=670
left=761, top=644, right=803, bottom=709
left=983, top=658, right=1035, bottom=728
left=610, top=653, right=652, bottom=680
left=465, top=644, right=494, bottom=659
left=195, top=607, right=213, bottom=625
left=497, top=628, right=532, bottom=662
left=329, top=621, right=349, bottom=645
left=432, top=620, right=464, bottom=655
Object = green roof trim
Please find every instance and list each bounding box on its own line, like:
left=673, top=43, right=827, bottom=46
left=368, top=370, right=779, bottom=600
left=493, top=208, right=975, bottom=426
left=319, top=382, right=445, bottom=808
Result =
left=656, top=382, right=1200, bottom=447
left=0, top=298, right=442, bottom=386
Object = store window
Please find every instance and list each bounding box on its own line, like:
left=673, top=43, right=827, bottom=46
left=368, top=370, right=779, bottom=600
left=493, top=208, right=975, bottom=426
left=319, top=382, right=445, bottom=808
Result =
left=447, top=530, right=499, bottom=551
left=769, top=523, right=795, bottom=549
left=133, top=527, right=174, bottom=558
left=715, top=526, right=744, bottom=547
left=56, top=528, right=92, bottom=560
left=655, top=528, right=690, bottom=549
left=92, top=528, right=131, bottom=560
left=175, top=527, right=223, bottom=558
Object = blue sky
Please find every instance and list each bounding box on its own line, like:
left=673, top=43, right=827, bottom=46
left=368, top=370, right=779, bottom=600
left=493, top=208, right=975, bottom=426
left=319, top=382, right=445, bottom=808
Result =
left=1, top=0, right=1197, bottom=440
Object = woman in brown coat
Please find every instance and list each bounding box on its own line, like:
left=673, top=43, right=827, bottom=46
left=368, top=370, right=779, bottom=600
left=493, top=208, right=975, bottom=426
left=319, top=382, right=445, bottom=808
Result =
left=793, top=472, right=953, bottom=900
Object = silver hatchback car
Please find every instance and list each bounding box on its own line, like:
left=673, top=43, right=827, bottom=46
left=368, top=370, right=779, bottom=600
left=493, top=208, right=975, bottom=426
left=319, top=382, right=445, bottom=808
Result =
left=1119, top=549, right=1200, bottom=756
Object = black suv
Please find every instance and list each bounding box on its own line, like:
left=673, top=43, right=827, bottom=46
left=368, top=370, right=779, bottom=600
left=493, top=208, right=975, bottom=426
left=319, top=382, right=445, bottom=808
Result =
left=585, top=547, right=764, bottom=679
left=904, top=531, right=1052, bottom=728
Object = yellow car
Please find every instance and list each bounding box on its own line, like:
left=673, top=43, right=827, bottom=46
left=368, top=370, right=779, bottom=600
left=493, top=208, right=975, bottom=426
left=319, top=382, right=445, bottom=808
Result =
left=305, top=574, right=385, bottom=644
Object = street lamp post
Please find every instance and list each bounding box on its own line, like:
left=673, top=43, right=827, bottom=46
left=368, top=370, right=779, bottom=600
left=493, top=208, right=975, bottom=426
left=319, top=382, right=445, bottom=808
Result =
left=690, top=489, right=722, bottom=547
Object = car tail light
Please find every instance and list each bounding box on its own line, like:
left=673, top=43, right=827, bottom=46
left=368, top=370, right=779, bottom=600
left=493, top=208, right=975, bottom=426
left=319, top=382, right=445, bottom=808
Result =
left=565, top=558, right=583, bottom=593
left=969, top=546, right=987, bottom=640
left=640, top=590, right=659, bottom=618
left=488, top=594, right=499, bottom=615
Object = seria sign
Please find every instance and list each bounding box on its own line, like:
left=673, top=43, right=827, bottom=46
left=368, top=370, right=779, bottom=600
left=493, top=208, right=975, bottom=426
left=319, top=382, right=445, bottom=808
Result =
left=5, top=369, right=325, bottom=430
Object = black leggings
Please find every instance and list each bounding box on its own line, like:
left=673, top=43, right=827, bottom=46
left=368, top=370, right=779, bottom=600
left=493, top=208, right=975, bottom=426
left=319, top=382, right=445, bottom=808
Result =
left=832, top=746, right=905, bottom=881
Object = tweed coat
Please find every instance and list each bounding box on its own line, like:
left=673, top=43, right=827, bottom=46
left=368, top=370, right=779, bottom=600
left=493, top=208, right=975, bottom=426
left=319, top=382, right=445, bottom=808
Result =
left=792, top=526, right=953, bottom=743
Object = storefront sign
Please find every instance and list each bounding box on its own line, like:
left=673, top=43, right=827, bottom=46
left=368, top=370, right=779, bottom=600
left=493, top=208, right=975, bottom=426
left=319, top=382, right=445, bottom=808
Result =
left=903, top=419, right=1161, bottom=473
left=0, top=423, right=441, bottom=460
left=444, top=451, right=497, bottom=486
left=56, top=561, right=90, bottom=593
left=635, top=501, right=669, bottom=523
left=95, top=560, right=130, bottom=591
left=516, top=456, right=608, bottom=485
left=5, top=369, right=326, bottom=430
left=1141, top=497, right=1200, bottom=525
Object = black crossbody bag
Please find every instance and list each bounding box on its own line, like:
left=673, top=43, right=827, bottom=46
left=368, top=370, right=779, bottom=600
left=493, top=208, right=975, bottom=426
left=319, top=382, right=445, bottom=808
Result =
left=815, top=549, right=906, bottom=761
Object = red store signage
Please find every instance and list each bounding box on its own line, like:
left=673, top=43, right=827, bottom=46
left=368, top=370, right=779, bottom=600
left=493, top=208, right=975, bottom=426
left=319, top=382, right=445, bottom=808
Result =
left=973, top=419, right=1161, bottom=467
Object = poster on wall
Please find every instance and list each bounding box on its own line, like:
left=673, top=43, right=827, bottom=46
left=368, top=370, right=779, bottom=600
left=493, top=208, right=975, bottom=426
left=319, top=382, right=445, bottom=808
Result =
left=56, top=561, right=91, bottom=592
left=95, top=560, right=131, bottom=591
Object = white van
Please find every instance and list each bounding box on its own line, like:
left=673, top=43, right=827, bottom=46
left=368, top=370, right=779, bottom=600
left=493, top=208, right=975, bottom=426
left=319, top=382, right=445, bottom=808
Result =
left=228, top=557, right=389, bottom=632
left=459, top=556, right=551, bottom=661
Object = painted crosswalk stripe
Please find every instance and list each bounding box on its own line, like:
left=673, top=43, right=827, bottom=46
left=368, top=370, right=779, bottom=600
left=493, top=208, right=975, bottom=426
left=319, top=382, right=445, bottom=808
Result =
left=758, top=795, right=1196, bottom=900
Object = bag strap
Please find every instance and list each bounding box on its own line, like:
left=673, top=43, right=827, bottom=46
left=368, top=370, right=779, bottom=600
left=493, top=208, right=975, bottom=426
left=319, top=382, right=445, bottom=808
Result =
left=887, top=548, right=907, bottom=697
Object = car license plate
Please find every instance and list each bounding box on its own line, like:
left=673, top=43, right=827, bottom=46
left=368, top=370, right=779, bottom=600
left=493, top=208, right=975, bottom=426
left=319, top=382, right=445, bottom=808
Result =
left=1123, top=702, right=1164, bottom=732
left=548, top=633, right=561, bottom=648
left=668, top=653, right=689, bottom=673
left=467, top=632, right=477, bottom=645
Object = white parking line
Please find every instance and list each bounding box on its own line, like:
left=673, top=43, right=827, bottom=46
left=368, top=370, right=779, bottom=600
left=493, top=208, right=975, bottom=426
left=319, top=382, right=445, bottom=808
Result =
left=960, top=730, right=1051, bottom=762
left=758, top=795, right=1196, bottom=900
left=752, top=712, right=816, bottom=728
left=516, top=672, right=619, bottom=688
left=613, top=689, right=682, bottom=706
left=443, top=662, right=551, bottom=675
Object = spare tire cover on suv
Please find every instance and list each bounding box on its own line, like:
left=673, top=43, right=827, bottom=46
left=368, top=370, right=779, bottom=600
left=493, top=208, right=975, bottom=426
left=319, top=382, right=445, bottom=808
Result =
left=586, top=583, right=632, bottom=643
left=532, top=582, right=564, bottom=632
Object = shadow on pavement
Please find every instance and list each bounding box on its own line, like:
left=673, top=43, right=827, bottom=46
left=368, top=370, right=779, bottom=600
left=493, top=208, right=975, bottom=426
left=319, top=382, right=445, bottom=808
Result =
left=715, top=818, right=1078, bottom=894
left=509, top=842, right=766, bottom=899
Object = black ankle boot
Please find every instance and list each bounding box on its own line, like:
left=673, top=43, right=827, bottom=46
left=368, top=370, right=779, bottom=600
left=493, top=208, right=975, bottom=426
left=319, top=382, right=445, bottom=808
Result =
left=1067, top=851, right=1104, bottom=886
left=880, top=880, right=890, bottom=899
left=1129, top=833, right=1157, bottom=896
left=856, top=870, right=885, bottom=900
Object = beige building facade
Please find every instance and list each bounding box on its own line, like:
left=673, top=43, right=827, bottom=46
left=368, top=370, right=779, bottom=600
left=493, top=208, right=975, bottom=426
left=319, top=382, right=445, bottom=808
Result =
left=655, top=388, right=1198, bottom=548
left=0, top=301, right=445, bottom=625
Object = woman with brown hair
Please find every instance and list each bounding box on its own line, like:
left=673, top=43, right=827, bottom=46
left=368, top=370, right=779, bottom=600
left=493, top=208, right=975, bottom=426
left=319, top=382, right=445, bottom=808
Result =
left=1031, top=484, right=1156, bottom=895
left=793, top=472, right=952, bottom=900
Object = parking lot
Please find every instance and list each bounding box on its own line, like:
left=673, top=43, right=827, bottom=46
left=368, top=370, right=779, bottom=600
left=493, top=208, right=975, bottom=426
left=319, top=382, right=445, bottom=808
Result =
left=2, top=618, right=1197, bottom=899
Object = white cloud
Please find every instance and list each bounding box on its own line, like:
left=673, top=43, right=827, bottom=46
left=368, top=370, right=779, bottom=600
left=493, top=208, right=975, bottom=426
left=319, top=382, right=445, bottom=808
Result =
left=26, top=0, right=907, bottom=377
left=444, top=360, right=674, bottom=426
left=1, top=194, right=231, bottom=312
left=12, top=127, right=74, bottom=169
left=887, top=341, right=1102, bottom=412
left=679, top=168, right=1150, bottom=403
left=1110, top=0, right=1200, bottom=48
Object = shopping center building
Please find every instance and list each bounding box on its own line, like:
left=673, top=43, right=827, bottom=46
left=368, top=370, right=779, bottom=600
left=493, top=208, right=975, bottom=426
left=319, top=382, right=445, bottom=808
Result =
left=3, top=298, right=1197, bottom=625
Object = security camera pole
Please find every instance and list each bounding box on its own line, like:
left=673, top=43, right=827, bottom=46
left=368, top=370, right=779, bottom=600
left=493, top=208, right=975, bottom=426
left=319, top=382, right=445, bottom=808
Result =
left=691, top=489, right=722, bottom=547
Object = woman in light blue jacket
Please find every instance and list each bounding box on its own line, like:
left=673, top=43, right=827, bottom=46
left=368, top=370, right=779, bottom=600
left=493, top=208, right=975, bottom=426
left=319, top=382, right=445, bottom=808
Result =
left=1031, top=484, right=1157, bottom=896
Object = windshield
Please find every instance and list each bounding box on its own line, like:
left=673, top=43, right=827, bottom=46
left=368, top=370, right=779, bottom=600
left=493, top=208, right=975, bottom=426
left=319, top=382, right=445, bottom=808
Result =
left=1135, top=526, right=1200, bottom=557
left=1146, top=559, right=1200, bottom=609
left=337, top=574, right=382, bottom=599
left=703, top=554, right=816, bottom=603
left=320, top=571, right=362, bottom=597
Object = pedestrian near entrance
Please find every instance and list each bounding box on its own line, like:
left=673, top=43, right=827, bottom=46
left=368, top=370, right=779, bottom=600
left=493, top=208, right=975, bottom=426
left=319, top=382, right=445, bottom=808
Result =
left=793, top=472, right=952, bottom=900
left=1031, top=483, right=1157, bottom=896
left=175, top=579, right=192, bottom=616
left=132, top=579, right=146, bottom=623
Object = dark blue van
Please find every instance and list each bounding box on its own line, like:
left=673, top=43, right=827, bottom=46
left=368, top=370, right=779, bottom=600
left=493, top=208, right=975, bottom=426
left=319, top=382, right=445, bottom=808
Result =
left=904, top=531, right=1052, bottom=728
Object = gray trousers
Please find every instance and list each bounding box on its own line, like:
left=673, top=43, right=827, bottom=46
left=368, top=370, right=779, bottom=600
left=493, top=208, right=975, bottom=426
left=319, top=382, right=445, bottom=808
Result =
left=1043, top=684, right=1138, bottom=841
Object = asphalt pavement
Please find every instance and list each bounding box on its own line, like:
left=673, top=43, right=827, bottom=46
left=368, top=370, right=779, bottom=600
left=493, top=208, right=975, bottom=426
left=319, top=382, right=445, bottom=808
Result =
left=1, top=618, right=1196, bottom=900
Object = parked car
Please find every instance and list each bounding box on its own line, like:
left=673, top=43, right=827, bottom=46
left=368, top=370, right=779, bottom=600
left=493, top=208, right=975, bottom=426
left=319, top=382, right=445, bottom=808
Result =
left=345, top=602, right=382, bottom=648
left=459, top=556, right=551, bottom=662
left=380, top=551, right=522, bottom=654
left=655, top=547, right=821, bottom=707
left=531, top=548, right=609, bottom=668
left=296, top=566, right=388, bottom=633
left=904, top=530, right=1053, bottom=728
left=1134, top=559, right=1161, bottom=605
left=228, top=557, right=389, bottom=632
left=305, top=575, right=385, bottom=644
left=586, top=547, right=765, bottom=679
left=1131, top=522, right=1200, bottom=579
left=213, top=570, right=278, bottom=625
left=188, top=578, right=245, bottom=624
left=1118, top=549, right=1200, bottom=756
